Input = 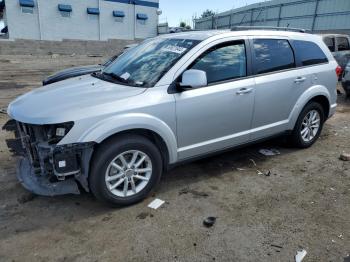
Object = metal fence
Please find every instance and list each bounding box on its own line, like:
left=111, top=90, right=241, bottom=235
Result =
left=194, top=0, right=350, bottom=34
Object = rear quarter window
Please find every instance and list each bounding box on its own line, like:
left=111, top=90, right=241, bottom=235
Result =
left=253, top=39, right=295, bottom=75
left=293, top=40, right=328, bottom=66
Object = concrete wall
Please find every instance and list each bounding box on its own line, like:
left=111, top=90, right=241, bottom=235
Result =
left=0, top=38, right=140, bottom=56
left=99, top=1, right=133, bottom=40
left=135, top=1, right=158, bottom=39
left=39, top=0, right=100, bottom=41
left=5, top=0, right=40, bottom=40
left=4, top=0, right=159, bottom=41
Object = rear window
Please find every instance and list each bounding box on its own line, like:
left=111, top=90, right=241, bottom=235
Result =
left=293, top=40, right=328, bottom=66
left=336, top=37, right=350, bottom=51
left=323, top=37, right=335, bottom=52
left=253, top=39, right=295, bottom=75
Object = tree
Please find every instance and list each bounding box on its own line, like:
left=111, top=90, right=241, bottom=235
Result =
left=179, top=21, right=186, bottom=28
left=200, top=9, right=215, bottom=19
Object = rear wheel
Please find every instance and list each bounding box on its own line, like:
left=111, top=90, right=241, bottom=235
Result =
left=89, top=134, right=163, bottom=206
left=290, top=102, right=325, bottom=148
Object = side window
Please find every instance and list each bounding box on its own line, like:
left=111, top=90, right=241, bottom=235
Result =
left=337, top=37, right=350, bottom=51
left=293, top=40, right=328, bottom=66
left=253, top=39, right=295, bottom=74
left=190, top=41, right=247, bottom=84
left=323, top=37, right=335, bottom=52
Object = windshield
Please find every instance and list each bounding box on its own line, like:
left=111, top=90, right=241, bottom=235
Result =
left=102, top=38, right=200, bottom=87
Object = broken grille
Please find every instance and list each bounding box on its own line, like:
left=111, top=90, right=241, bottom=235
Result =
left=16, top=121, right=40, bottom=165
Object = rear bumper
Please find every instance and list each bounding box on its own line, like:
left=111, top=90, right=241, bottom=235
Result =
left=17, top=157, right=80, bottom=196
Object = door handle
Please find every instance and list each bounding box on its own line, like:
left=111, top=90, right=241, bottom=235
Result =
left=236, top=88, right=253, bottom=95
left=294, top=77, right=306, bottom=83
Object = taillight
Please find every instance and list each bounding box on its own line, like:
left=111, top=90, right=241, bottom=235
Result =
left=336, top=66, right=343, bottom=78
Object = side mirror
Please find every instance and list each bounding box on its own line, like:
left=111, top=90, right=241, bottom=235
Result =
left=178, top=69, right=207, bottom=90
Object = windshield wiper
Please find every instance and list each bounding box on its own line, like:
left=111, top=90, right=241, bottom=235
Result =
left=102, top=72, right=129, bottom=83
left=94, top=71, right=148, bottom=88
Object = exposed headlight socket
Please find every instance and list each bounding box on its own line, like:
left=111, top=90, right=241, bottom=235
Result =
left=56, top=127, right=66, bottom=137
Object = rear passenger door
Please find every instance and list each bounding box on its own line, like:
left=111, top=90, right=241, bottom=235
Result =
left=250, top=37, right=309, bottom=140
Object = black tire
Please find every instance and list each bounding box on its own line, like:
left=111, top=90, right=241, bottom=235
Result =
left=290, top=102, right=325, bottom=148
left=89, top=134, right=163, bottom=206
left=346, top=89, right=350, bottom=98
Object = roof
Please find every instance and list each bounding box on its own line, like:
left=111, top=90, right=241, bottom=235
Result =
left=159, top=30, right=228, bottom=40
left=159, top=29, right=316, bottom=41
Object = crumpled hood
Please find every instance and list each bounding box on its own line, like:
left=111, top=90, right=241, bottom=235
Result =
left=8, top=75, right=146, bottom=124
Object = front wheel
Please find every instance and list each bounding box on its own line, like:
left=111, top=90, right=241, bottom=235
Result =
left=89, top=134, right=163, bottom=206
left=290, top=102, right=325, bottom=148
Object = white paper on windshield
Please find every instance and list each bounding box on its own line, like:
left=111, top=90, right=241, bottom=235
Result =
left=162, top=45, right=187, bottom=54
left=120, top=72, right=131, bottom=80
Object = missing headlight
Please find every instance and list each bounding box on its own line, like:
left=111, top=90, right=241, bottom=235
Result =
left=45, top=122, right=74, bottom=144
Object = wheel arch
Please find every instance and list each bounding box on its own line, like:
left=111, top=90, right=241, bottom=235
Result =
left=288, top=85, right=331, bottom=130
left=96, top=128, right=171, bottom=170
left=77, top=113, right=178, bottom=165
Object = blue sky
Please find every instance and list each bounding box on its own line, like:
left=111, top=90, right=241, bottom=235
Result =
left=159, top=0, right=265, bottom=27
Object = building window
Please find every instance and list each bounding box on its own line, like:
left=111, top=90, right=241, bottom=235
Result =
left=58, top=4, right=72, bottom=18
left=87, top=8, right=99, bottom=15
left=136, top=13, right=148, bottom=25
left=60, top=11, right=71, bottom=18
left=21, top=6, right=34, bottom=14
left=19, top=0, right=34, bottom=13
left=87, top=7, right=99, bottom=20
left=113, top=10, right=125, bottom=23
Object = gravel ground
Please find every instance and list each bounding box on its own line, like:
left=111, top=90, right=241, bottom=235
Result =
left=0, top=54, right=349, bottom=262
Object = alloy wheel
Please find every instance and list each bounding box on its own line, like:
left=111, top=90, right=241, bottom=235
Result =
left=105, top=150, right=152, bottom=197
left=300, top=109, right=321, bottom=143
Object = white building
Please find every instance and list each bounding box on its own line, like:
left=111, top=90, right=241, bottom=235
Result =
left=0, top=0, right=160, bottom=41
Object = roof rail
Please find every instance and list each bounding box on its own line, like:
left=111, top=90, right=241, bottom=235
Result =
left=231, top=26, right=306, bottom=33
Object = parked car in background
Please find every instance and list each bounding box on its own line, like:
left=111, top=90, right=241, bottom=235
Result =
left=169, top=27, right=185, bottom=33
left=42, top=44, right=138, bottom=85
left=342, top=61, right=350, bottom=97
left=8, top=29, right=339, bottom=206
left=321, top=34, right=350, bottom=77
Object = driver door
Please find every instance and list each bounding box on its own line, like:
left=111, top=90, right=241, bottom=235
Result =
left=174, top=40, right=256, bottom=160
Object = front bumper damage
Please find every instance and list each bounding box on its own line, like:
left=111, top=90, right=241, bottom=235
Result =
left=17, top=157, right=81, bottom=196
left=12, top=121, right=95, bottom=196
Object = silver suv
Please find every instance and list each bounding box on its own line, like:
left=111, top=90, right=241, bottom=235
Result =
left=7, top=29, right=338, bottom=206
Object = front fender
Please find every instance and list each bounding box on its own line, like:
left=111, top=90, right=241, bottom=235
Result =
left=288, top=85, right=331, bottom=130
left=74, top=113, right=178, bottom=164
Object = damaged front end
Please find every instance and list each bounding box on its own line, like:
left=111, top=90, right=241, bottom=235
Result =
left=14, top=121, right=95, bottom=196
